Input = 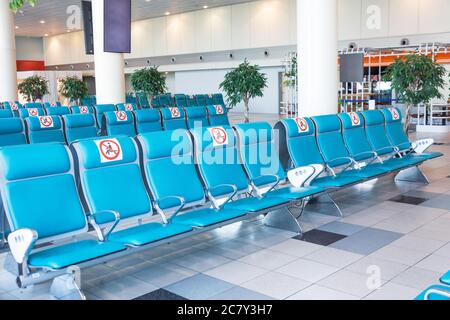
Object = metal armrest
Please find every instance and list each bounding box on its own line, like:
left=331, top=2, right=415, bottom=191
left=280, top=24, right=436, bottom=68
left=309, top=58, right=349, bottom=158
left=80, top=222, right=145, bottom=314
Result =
left=305, top=164, right=325, bottom=186
left=7, top=229, right=38, bottom=265
left=352, top=151, right=378, bottom=159
left=287, top=165, right=316, bottom=188
left=156, top=196, right=186, bottom=223
left=252, top=174, right=281, bottom=198
left=424, top=287, right=450, bottom=300
left=89, top=210, right=121, bottom=242
left=412, top=139, right=434, bottom=154
left=376, top=146, right=401, bottom=158
left=208, top=184, right=238, bottom=210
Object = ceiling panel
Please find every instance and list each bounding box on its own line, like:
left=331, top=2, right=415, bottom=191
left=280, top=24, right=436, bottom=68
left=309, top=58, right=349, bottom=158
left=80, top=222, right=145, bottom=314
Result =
left=14, top=0, right=256, bottom=37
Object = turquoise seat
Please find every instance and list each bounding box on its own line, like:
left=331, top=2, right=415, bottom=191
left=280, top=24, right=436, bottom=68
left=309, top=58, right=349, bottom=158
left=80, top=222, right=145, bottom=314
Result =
left=43, top=102, right=62, bottom=108
left=71, top=106, right=94, bottom=115
left=116, top=103, right=137, bottom=112
left=185, top=106, right=209, bottom=129
left=415, top=285, right=450, bottom=300
left=186, top=95, right=197, bottom=107
left=62, top=114, right=98, bottom=144
left=205, top=94, right=215, bottom=105
left=159, top=94, right=173, bottom=108
left=195, top=94, right=207, bottom=106
left=135, top=109, right=163, bottom=133
left=26, top=115, right=65, bottom=144
left=276, top=117, right=364, bottom=188
left=138, top=130, right=247, bottom=228
left=0, top=118, right=26, bottom=147
left=45, top=106, right=70, bottom=116
left=190, top=125, right=289, bottom=212
left=0, top=143, right=126, bottom=270
left=24, top=102, right=43, bottom=109
left=175, top=94, right=187, bottom=108
left=160, top=107, right=187, bottom=130
left=73, top=135, right=193, bottom=246
left=207, top=105, right=230, bottom=126
left=102, top=111, right=136, bottom=137
left=440, top=270, right=450, bottom=286
left=137, top=93, right=150, bottom=109
left=19, top=107, right=45, bottom=119
left=0, top=109, right=13, bottom=118
left=381, top=107, right=443, bottom=161
left=213, top=93, right=226, bottom=107
left=94, top=104, right=116, bottom=129
left=233, top=122, right=325, bottom=200
left=2, top=101, right=22, bottom=111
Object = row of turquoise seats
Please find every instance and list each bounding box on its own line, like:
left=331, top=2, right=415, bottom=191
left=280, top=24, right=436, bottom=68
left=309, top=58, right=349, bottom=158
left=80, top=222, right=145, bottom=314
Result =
left=151, top=93, right=225, bottom=109
left=1, top=102, right=62, bottom=109
left=274, top=108, right=442, bottom=189
left=416, top=270, right=450, bottom=300
left=2, top=126, right=326, bottom=289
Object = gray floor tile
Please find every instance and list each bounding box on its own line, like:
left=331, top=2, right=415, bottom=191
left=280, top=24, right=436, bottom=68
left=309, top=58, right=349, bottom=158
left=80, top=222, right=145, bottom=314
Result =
left=318, top=221, right=366, bottom=236
left=209, top=286, right=273, bottom=300
left=165, top=274, right=234, bottom=300
left=391, top=267, right=442, bottom=290
left=204, top=261, right=268, bottom=285
left=287, top=284, right=359, bottom=300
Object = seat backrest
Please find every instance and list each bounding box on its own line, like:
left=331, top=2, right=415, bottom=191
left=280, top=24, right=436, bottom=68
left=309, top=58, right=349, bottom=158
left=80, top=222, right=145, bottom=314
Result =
left=381, top=107, right=411, bottom=152
left=160, top=107, right=187, bottom=130
left=82, top=96, right=94, bottom=107
left=135, top=109, right=163, bottom=133
left=185, top=107, right=209, bottom=129
left=186, top=95, right=197, bottom=107
left=150, top=95, right=161, bottom=108
left=0, top=109, right=13, bottom=118
left=175, top=94, right=187, bottom=108
left=44, top=102, right=61, bottom=108
left=138, top=130, right=206, bottom=210
left=213, top=93, right=225, bottom=107
left=46, top=106, right=71, bottom=116
left=159, top=94, right=173, bottom=108
left=71, top=106, right=93, bottom=115
left=3, top=101, right=22, bottom=111
left=338, top=112, right=375, bottom=161
left=0, top=118, right=27, bottom=147
left=73, top=136, right=152, bottom=222
left=362, top=110, right=396, bottom=155
left=63, top=114, right=98, bottom=144
left=116, top=103, right=137, bottom=112
left=205, top=94, right=215, bottom=106
left=195, top=94, right=207, bottom=107
left=19, top=107, right=45, bottom=119
left=26, top=115, right=65, bottom=144
left=137, top=93, right=150, bottom=109
left=207, top=105, right=230, bottom=126
left=102, top=111, right=136, bottom=137
left=277, top=117, right=326, bottom=168
left=190, top=126, right=250, bottom=199
left=0, top=143, right=87, bottom=243
left=94, top=104, right=116, bottom=129
left=24, top=102, right=43, bottom=109
left=234, top=122, right=287, bottom=187
left=312, top=114, right=353, bottom=168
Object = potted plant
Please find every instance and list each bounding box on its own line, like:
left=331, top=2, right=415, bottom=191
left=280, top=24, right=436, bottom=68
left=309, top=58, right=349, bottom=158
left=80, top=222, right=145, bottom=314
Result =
left=384, top=54, right=446, bottom=132
left=59, top=76, right=88, bottom=105
left=18, top=75, right=49, bottom=102
left=131, top=66, right=167, bottom=103
left=220, top=59, right=267, bottom=123
left=10, top=0, right=38, bottom=12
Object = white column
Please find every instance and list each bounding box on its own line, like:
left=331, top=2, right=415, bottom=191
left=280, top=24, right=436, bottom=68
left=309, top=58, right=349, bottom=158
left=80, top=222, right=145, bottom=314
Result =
left=91, top=0, right=125, bottom=104
left=0, top=1, right=18, bottom=101
left=297, top=0, right=338, bottom=116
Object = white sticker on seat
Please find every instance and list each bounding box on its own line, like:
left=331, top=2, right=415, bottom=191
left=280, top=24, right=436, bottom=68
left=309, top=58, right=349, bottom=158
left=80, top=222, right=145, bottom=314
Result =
left=39, top=116, right=54, bottom=128
left=214, top=105, right=224, bottom=115
left=390, top=108, right=400, bottom=121
left=208, top=127, right=228, bottom=146
left=349, top=112, right=361, bottom=126
left=169, top=107, right=181, bottom=118
left=125, top=104, right=134, bottom=111
left=10, top=102, right=18, bottom=110
left=28, top=108, right=39, bottom=117
left=115, top=111, right=128, bottom=122
left=79, top=106, right=89, bottom=114
left=294, top=117, right=309, bottom=133
left=95, top=138, right=123, bottom=163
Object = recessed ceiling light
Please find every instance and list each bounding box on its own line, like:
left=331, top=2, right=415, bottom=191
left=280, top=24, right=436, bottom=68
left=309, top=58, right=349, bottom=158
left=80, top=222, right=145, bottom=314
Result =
left=67, top=30, right=71, bottom=33
left=40, top=20, right=46, bottom=24
left=203, top=5, right=208, bottom=9
left=44, top=33, right=48, bottom=37
left=165, top=11, right=170, bottom=15
left=145, top=0, right=151, bottom=2
left=15, top=26, right=19, bottom=29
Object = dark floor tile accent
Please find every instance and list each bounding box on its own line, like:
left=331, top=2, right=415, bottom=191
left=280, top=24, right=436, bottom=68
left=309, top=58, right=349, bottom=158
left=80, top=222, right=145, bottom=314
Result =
left=388, top=195, right=428, bottom=205
left=133, top=288, right=188, bottom=301
left=293, top=229, right=346, bottom=246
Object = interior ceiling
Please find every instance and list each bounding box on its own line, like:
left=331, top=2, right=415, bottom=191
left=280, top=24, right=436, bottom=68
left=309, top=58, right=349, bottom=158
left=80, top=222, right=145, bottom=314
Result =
left=14, top=0, right=255, bottom=37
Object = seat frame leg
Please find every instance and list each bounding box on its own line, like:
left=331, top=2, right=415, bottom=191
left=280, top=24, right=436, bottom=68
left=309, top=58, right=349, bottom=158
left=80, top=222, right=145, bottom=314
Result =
left=305, top=193, right=343, bottom=217
left=395, top=166, right=429, bottom=184
left=263, top=207, right=303, bottom=235
left=50, top=266, right=86, bottom=300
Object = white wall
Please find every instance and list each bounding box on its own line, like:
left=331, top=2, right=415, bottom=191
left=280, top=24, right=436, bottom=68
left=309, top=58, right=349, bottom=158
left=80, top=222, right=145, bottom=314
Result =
left=15, top=36, right=43, bottom=60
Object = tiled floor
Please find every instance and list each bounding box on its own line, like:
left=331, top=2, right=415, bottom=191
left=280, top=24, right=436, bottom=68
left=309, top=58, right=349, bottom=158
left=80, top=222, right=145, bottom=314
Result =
left=0, top=113, right=449, bottom=300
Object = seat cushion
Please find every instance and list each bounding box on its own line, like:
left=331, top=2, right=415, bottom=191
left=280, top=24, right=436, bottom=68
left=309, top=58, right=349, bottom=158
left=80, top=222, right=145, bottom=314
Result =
left=349, top=163, right=391, bottom=179
left=28, top=240, right=126, bottom=270
left=382, top=156, right=423, bottom=171
left=311, top=173, right=363, bottom=188
left=410, top=152, right=443, bottom=161
left=440, top=270, right=450, bottom=286
left=171, top=208, right=247, bottom=227
left=266, top=185, right=325, bottom=200
left=224, top=196, right=288, bottom=212
left=415, top=285, right=450, bottom=300
left=109, top=222, right=193, bottom=246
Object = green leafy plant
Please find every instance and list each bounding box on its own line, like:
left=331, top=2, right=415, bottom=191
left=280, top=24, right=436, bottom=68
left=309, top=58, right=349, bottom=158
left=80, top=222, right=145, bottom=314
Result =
left=18, top=75, right=49, bottom=102
left=10, top=0, right=38, bottom=13
left=220, top=59, right=267, bottom=122
left=283, top=54, right=297, bottom=88
left=384, top=54, right=446, bottom=131
left=59, top=76, right=88, bottom=105
left=131, top=66, right=167, bottom=99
